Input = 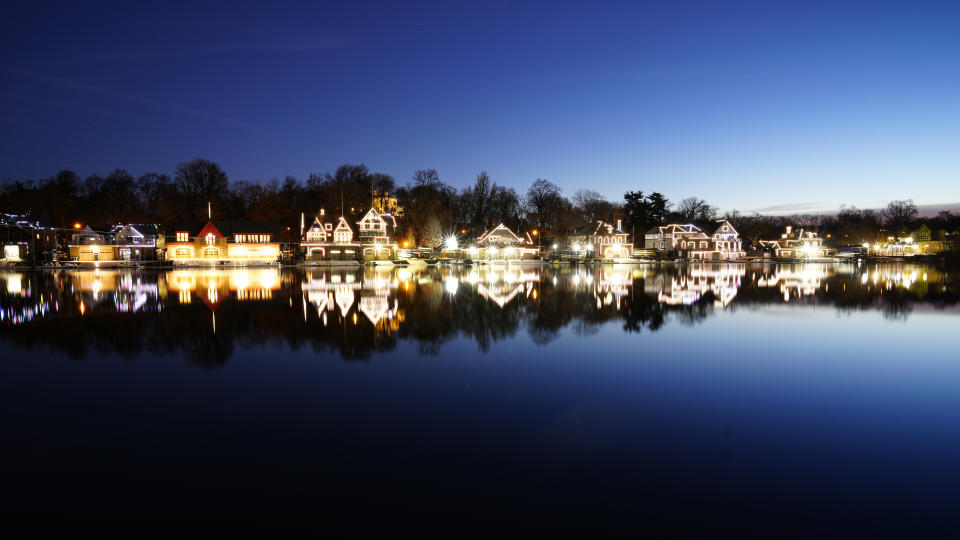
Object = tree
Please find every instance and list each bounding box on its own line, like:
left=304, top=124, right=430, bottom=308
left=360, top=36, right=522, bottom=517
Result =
left=573, top=189, right=614, bottom=223
left=883, top=199, right=918, bottom=234
left=412, top=169, right=440, bottom=188
left=676, top=197, right=717, bottom=224
left=525, top=178, right=562, bottom=229
left=623, top=190, right=650, bottom=232
left=174, top=158, right=229, bottom=219
left=646, top=192, right=670, bottom=225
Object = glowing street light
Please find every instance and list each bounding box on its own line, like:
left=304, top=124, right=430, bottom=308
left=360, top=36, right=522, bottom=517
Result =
left=445, top=235, right=458, bottom=250
left=74, top=223, right=82, bottom=229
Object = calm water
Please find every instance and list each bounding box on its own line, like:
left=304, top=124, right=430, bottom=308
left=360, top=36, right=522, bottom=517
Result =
left=1, top=262, right=959, bottom=528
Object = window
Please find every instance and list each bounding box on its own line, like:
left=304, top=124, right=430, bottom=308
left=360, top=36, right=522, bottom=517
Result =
left=176, top=232, right=188, bottom=242
left=175, top=247, right=191, bottom=258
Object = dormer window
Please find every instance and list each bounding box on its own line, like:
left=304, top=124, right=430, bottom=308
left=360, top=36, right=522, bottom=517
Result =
left=176, top=232, right=188, bottom=242
left=205, top=233, right=216, bottom=245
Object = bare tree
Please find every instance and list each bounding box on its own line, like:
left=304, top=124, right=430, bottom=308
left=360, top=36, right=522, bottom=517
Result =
left=676, top=197, right=717, bottom=224
left=525, top=178, right=562, bottom=229
left=883, top=199, right=918, bottom=233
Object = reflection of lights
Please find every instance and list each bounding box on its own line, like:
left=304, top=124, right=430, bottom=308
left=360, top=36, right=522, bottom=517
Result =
left=397, top=269, right=412, bottom=281
left=444, top=277, right=459, bottom=295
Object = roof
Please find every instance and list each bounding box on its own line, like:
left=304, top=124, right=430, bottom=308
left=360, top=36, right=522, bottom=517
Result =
left=476, top=223, right=525, bottom=244
left=167, top=220, right=283, bottom=237
left=594, top=220, right=627, bottom=236
left=334, top=216, right=357, bottom=236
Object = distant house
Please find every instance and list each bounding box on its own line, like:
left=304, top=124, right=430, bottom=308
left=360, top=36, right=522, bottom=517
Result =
left=644, top=224, right=708, bottom=251
left=470, top=223, right=539, bottom=260
left=759, top=225, right=826, bottom=258
left=372, top=191, right=404, bottom=218
left=676, top=219, right=745, bottom=261
left=165, top=221, right=281, bottom=265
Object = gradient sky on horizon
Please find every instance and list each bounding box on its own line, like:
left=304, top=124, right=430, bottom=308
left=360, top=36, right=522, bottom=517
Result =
left=1, top=0, right=958, bottom=215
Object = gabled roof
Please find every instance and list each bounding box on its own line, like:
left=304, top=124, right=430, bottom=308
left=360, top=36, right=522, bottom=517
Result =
left=334, top=216, right=357, bottom=235
left=711, top=219, right=740, bottom=237
left=118, top=225, right=144, bottom=238
left=197, top=221, right=225, bottom=239
left=168, top=221, right=282, bottom=238
left=660, top=224, right=704, bottom=235
left=357, top=207, right=385, bottom=225
left=76, top=225, right=100, bottom=235
left=594, top=220, right=627, bottom=236
left=476, top=223, right=525, bottom=244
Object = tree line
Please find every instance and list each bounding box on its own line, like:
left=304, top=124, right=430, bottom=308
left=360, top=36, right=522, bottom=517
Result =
left=2, top=158, right=958, bottom=247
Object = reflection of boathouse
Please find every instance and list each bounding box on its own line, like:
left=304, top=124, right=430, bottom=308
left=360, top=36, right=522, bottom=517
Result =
left=301, top=270, right=400, bottom=329
left=165, top=268, right=281, bottom=308
left=755, top=265, right=828, bottom=302
left=462, top=267, right=540, bottom=307
left=656, top=264, right=746, bottom=307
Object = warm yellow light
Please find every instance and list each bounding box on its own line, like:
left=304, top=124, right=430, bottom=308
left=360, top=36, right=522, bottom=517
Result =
left=532, top=230, right=538, bottom=236
left=403, top=241, right=409, bottom=248
left=74, top=223, right=82, bottom=229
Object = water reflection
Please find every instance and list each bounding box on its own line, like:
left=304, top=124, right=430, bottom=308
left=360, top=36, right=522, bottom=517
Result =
left=1, top=262, right=957, bottom=363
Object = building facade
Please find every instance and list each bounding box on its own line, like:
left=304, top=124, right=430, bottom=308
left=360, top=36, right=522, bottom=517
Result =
left=470, top=223, right=540, bottom=260
left=676, top=219, right=745, bottom=261
left=759, top=226, right=826, bottom=258
left=644, top=224, right=709, bottom=251
left=166, top=221, right=281, bottom=265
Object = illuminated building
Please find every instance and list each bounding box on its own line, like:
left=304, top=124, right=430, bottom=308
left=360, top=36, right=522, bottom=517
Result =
left=372, top=190, right=404, bottom=218
left=569, top=219, right=633, bottom=259
left=643, top=223, right=708, bottom=251
left=355, top=208, right=398, bottom=261
left=301, top=207, right=397, bottom=261
left=471, top=223, right=540, bottom=260
left=759, top=225, right=826, bottom=258
left=676, top=219, right=745, bottom=261
left=165, top=221, right=281, bottom=266
left=67, top=224, right=158, bottom=264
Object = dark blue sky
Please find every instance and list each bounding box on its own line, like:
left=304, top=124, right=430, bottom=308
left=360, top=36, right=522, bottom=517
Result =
left=2, top=0, right=958, bottom=214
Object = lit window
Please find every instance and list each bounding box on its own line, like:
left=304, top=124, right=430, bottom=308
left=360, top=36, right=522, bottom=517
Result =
left=176, top=232, right=188, bottom=242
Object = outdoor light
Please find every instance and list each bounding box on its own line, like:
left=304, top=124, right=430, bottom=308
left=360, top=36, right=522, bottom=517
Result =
left=445, top=235, right=458, bottom=250
left=552, top=244, right=558, bottom=249
left=573, top=244, right=580, bottom=251
left=586, top=243, right=593, bottom=251
left=74, top=223, right=81, bottom=229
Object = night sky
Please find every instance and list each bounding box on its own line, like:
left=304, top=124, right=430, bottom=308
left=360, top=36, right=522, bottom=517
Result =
left=1, top=0, right=958, bottom=214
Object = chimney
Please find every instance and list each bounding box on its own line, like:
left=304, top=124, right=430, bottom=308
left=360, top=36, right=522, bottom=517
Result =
left=320, top=208, right=325, bottom=216
left=617, top=219, right=622, bottom=231
left=785, top=225, right=792, bottom=235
